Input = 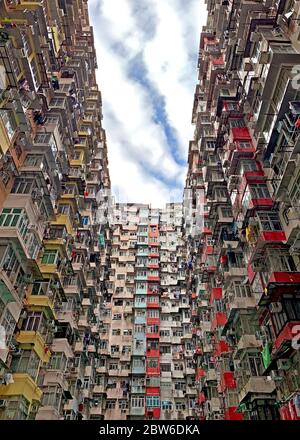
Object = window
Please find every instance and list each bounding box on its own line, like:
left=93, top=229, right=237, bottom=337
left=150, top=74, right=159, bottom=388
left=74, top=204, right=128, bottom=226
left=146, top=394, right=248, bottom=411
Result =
left=147, top=325, right=159, bottom=334
left=161, top=363, right=171, bottom=372
left=118, top=400, right=129, bottom=409
left=290, top=172, right=300, bottom=205
left=131, top=396, right=144, bottom=408
left=147, top=358, right=158, bottom=368
left=147, top=309, right=159, bottom=318
left=105, top=400, right=116, bottom=409
left=22, top=311, right=46, bottom=333
left=240, top=159, right=257, bottom=172
left=112, top=329, right=121, bottom=336
left=249, top=184, right=270, bottom=199
left=232, top=281, right=252, bottom=298
left=49, top=353, right=68, bottom=371
left=112, top=313, right=122, bottom=320
left=109, top=363, right=118, bottom=370
left=160, top=345, right=171, bottom=354
left=133, top=359, right=144, bottom=368
left=41, top=249, right=58, bottom=265
left=257, top=211, right=282, bottom=231
left=1, top=309, right=16, bottom=346
left=34, top=133, right=52, bottom=144
left=206, top=141, right=216, bottom=150
left=11, top=350, right=40, bottom=380
left=148, top=296, right=159, bottom=303
left=0, top=208, right=29, bottom=237
left=229, top=119, right=245, bottom=128
left=238, top=141, right=252, bottom=148
left=221, top=207, right=233, bottom=218
left=146, top=396, right=160, bottom=407
left=175, top=402, right=186, bottom=410
left=3, top=397, right=29, bottom=420
left=50, top=98, right=65, bottom=107
left=0, top=109, right=16, bottom=140
left=24, top=155, right=43, bottom=168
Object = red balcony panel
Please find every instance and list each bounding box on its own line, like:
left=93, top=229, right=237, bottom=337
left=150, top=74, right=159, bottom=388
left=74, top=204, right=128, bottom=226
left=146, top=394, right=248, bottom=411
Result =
left=243, top=170, right=265, bottom=179
left=147, top=317, right=160, bottom=325
left=148, top=263, right=159, bottom=269
left=220, top=372, right=236, bottom=392
left=207, top=265, right=217, bottom=272
left=203, top=226, right=212, bottom=235
left=231, top=127, right=252, bottom=141
left=260, top=231, right=286, bottom=242
left=205, top=245, right=214, bottom=255
left=191, top=292, right=197, bottom=300
left=210, top=287, right=222, bottom=304
left=146, top=408, right=161, bottom=419
left=148, top=276, right=160, bottom=282
left=279, top=399, right=300, bottom=420
left=147, top=302, right=159, bottom=308
left=268, top=272, right=300, bottom=286
left=272, top=321, right=300, bottom=354
left=149, top=253, right=160, bottom=257
left=198, top=392, right=206, bottom=404
left=224, top=407, right=244, bottom=420
left=196, top=368, right=205, bottom=380
left=248, top=263, right=256, bottom=284
left=212, top=312, right=227, bottom=330
left=148, top=242, right=160, bottom=247
left=145, top=387, right=160, bottom=396
left=146, top=332, right=160, bottom=339
left=214, top=340, right=229, bottom=357
left=251, top=198, right=273, bottom=209
left=146, top=348, right=160, bottom=357
left=146, top=367, right=160, bottom=375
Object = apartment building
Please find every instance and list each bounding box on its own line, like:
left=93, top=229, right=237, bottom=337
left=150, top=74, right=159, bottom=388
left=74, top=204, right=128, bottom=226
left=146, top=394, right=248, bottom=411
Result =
left=0, top=0, right=111, bottom=420
left=93, top=203, right=196, bottom=420
left=184, top=0, right=300, bottom=421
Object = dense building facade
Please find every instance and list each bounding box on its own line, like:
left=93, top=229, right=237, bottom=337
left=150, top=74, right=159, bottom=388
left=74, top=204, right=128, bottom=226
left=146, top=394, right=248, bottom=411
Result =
left=97, top=203, right=196, bottom=420
left=0, top=0, right=111, bottom=420
left=184, top=0, right=300, bottom=421
left=1, top=0, right=300, bottom=422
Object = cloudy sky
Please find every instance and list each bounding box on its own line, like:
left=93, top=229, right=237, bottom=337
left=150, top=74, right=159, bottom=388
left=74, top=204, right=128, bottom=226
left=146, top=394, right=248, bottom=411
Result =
left=88, top=0, right=207, bottom=207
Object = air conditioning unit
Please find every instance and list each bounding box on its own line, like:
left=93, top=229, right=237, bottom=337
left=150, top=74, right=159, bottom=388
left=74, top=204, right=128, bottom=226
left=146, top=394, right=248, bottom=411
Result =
left=0, top=400, right=7, bottom=409
left=269, top=302, right=282, bottom=313
left=277, top=359, right=292, bottom=371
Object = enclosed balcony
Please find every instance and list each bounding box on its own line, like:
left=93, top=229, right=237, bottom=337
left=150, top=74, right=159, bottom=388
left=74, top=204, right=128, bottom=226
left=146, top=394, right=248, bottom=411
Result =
left=254, top=248, right=300, bottom=296
left=241, top=182, right=273, bottom=216
left=266, top=296, right=300, bottom=357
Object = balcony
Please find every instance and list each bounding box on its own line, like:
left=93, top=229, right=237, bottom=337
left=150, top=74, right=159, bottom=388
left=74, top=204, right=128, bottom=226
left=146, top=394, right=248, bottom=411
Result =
left=272, top=321, right=300, bottom=357
left=130, top=407, right=145, bottom=416
left=0, top=373, right=42, bottom=404
left=238, top=377, right=276, bottom=403
left=16, top=331, right=51, bottom=363
left=255, top=249, right=300, bottom=297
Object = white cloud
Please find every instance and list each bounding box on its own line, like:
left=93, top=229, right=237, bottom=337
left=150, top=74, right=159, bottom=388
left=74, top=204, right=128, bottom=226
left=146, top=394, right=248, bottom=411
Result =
left=88, top=0, right=207, bottom=207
